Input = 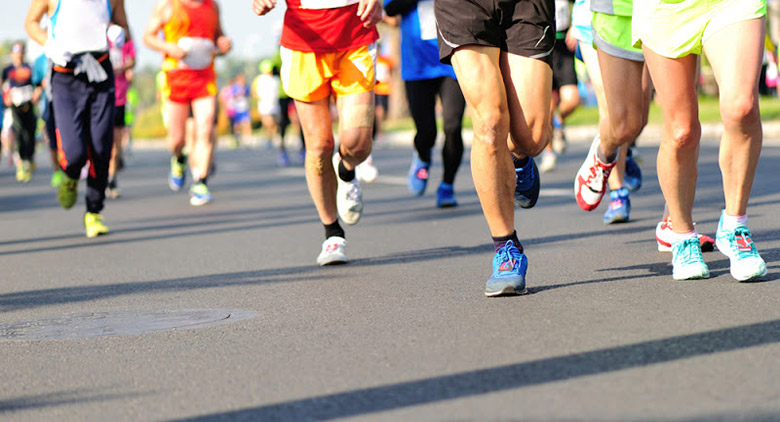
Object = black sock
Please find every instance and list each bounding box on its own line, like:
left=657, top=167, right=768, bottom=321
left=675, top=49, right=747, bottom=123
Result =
left=512, top=155, right=529, bottom=169
left=338, top=160, right=355, bottom=182
left=176, top=154, right=187, bottom=164
left=324, top=220, right=345, bottom=240
left=492, top=231, right=522, bottom=253
left=195, top=177, right=208, bottom=186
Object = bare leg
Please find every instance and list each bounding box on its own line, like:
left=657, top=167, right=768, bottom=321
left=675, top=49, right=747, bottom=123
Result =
left=643, top=48, right=700, bottom=233
left=703, top=18, right=764, bottom=217
left=190, top=96, right=217, bottom=180
left=296, top=98, right=338, bottom=225
left=335, top=91, right=374, bottom=170
left=501, top=52, right=553, bottom=159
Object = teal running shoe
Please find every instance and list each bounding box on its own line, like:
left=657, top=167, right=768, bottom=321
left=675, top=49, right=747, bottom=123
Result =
left=671, top=238, right=709, bottom=280
left=715, top=213, right=766, bottom=281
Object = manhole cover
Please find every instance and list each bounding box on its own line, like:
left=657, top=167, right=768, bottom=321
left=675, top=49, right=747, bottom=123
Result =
left=0, top=309, right=259, bottom=340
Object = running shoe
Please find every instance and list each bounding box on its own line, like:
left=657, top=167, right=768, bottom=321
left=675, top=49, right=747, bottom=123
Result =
left=51, top=169, right=64, bottom=187
left=655, top=215, right=715, bottom=252
left=408, top=155, right=429, bottom=196
left=436, top=182, right=458, bottom=208
left=189, top=183, right=213, bottom=206
left=16, top=161, right=30, bottom=183
left=514, top=156, right=540, bottom=209
left=58, top=174, right=78, bottom=209
left=671, top=237, right=710, bottom=280
left=715, top=213, right=767, bottom=281
left=317, top=236, right=347, bottom=266
left=574, top=136, right=616, bottom=211
left=334, top=154, right=363, bottom=225
left=603, top=188, right=630, bottom=224
left=106, top=179, right=121, bottom=199
left=551, top=119, right=567, bottom=154
left=277, top=150, right=290, bottom=167
left=624, top=148, right=642, bottom=192
left=169, top=156, right=187, bottom=191
left=539, top=150, right=557, bottom=173
left=485, top=240, right=528, bottom=296
left=356, top=155, right=378, bottom=183
left=84, top=212, right=109, bottom=238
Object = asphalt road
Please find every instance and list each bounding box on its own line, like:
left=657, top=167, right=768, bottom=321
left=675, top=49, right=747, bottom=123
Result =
left=1, top=137, right=779, bottom=421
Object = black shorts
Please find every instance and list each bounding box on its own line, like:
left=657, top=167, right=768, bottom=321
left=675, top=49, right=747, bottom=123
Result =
left=435, top=0, right=555, bottom=66
left=552, top=37, right=578, bottom=90
left=114, top=104, right=126, bottom=128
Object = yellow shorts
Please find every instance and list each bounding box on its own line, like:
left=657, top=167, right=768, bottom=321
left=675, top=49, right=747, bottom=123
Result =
left=280, top=43, right=377, bottom=102
left=633, top=0, right=766, bottom=58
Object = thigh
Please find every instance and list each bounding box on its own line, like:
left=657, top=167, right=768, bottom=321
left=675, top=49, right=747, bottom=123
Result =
left=500, top=51, right=553, bottom=144
left=642, top=47, right=699, bottom=130
left=295, top=98, right=334, bottom=150
left=332, top=44, right=376, bottom=98
left=89, top=84, right=116, bottom=158
left=597, top=50, right=646, bottom=122
left=191, top=96, right=217, bottom=133
left=450, top=45, right=507, bottom=122
left=703, top=16, right=765, bottom=103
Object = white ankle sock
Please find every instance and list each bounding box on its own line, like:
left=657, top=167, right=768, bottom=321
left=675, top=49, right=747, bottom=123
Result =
left=721, top=211, right=747, bottom=230
left=670, top=229, right=698, bottom=243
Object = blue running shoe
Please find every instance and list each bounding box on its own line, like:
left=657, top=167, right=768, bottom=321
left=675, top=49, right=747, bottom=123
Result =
left=514, top=156, right=540, bottom=209
left=189, top=183, right=213, bottom=206
left=408, top=155, right=429, bottom=196
left=671, top=238, right=709, bottom=280
left=715, top=212, right=767, bottom=281
left=624, top=148, right=642, bottom=192
left=603, top=187, right=630, bottom=224
left=485, top=240, right=528, bottom=296
left=436, top=182, right=458, bottom=208
left=169, top=156, right=187, bottom=191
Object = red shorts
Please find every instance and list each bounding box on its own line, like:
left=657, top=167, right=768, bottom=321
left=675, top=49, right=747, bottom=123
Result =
left=166, top=68, right=217, bottom=103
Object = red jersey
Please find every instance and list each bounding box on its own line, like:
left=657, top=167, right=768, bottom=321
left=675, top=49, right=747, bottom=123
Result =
left=281, top=0, right=379, bottom=53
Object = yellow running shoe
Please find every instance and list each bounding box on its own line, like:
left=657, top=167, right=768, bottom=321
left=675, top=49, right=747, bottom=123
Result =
left=58, top=174, right=78, bottom=209
left=84, top=212, right=109, bottom=238
left=15, top=162, right=25, bottom=182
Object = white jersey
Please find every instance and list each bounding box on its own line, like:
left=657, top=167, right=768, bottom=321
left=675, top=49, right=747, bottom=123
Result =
left=255, top=74, right=280, bottom=116
left=49, top=0, right=112, bottom=54
left=555, top=0, right=572, bottom=32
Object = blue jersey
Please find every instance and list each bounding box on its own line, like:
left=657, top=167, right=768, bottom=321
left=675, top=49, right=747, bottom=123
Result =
left=386, top=0, right=456, bottom=81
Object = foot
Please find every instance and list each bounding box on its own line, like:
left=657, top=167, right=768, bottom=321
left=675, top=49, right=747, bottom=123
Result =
left=514, top=156, right=540, bottom=209
left=574, top=136, right=617, bottom=211
left=671, top=237, right=710, bottom=280
left=551, top=121, right=567, bottom=154
left=169, top=156, right=187, bottom=191
left=539, top=150, right=557, bottom=173
left=356, top=155, right=378, bottom=183
left=436, top=182, right=458, bottom=208
left=189, top=183, right=213, bottom=206
left=58, top=174, right=79, bottom=209
left=603, top=188, right=630, bottom=224
left=334, top=155, right=363, bottom=225
left=106, top=179, right=121, bottom=199
left=317, top=236, right=347, bottom=266
left=51, top=170, right=64, bottom=188
left=485, top=240, right=528, bottom=297
left=656, top=215, right=715, bottom=252
left=715, top=213, right=767, bottom=281
left=623, top=148, right=642, bottom=192
left=277, top=150, right=290, bottom=167
left=408, top=155, right=429, bottom=196
left=84, top=212, right=109, bottom=238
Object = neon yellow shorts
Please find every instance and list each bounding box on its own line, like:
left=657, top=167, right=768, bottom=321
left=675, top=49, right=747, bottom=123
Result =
left=280, top=43, right=377, bottom=103
left=592, top=13, right=644, bottom=62
left=633, top=0, right=766, bottom=58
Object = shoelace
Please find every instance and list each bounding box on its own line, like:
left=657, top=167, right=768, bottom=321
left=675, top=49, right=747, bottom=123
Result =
left=675, top=239, right=702, bottom=265
left=497, top=240, right=520, bottom=270
left=731, top=227, right=758, bottom=257
left=585, top=159, right=609, bottom=189
left=515, top=164, right=534, bottom=190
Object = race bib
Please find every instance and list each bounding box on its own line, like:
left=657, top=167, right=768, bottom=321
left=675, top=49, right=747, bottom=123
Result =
left=417, top=0, right=437, bottom=41
left=178, top=37, right=216, bottom=70
left=10, top=85, right=34, bottom=106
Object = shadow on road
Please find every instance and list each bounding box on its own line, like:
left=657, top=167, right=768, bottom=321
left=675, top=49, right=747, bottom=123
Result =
left=174, top=319, right=780, bottom=421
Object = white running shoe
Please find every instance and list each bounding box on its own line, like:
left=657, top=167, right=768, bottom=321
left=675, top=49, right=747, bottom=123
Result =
left=539, top=150, right=557, bottom=173
left=356, top=155, right=378, bottom=183
left=317, top=236, right=347, bottom=266
left=574, top=135, right=616, bottom=211
left=715, top=212, right=767, bottom=281
left=333, top=154, right=363, bottom=225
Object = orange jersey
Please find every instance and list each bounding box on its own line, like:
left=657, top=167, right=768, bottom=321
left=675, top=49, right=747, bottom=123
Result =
left=163, top=0, right=219, bottom=101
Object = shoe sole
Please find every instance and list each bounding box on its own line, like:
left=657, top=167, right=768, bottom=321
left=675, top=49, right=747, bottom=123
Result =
left=317, top=257, right=348, bottom=266
left=672, top=269, right=710, bottom=280
left=604, top=215, right=629, bottom=224
left=190, top=198, right=213, bottom=206
left=86, top=230, right=109, bottom=238
left=485, top=285, right=529, bottom=297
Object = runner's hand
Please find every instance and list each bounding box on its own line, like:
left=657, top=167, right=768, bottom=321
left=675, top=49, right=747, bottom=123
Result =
left=44, top=39, right=72, bottom=67
left=166, top=43, right=187, bottom=60
left=357, top=0, right=383, bottom=28
left=217, top=36, right=232, bottom=55
left=253, top=0, right=276, bottom=15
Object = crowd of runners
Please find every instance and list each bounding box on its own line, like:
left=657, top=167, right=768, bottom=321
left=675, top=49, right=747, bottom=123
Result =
left=2, top=0, right=770, bottom=295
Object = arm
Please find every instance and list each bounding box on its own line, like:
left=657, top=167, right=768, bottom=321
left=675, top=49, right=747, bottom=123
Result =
left=383, top=0, right=416, bottom=17
left=143, top=0, right=186, bottom=60
left=110, top=0, right=130, bottom=34
left=357, top=0, right=384, bottom=28
left=214, top=2, right=232, bottom=55
left=25, top=0, right=49, bottom=47
left=253, top=0, right=277, bottom=16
